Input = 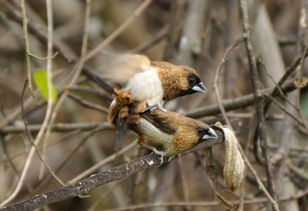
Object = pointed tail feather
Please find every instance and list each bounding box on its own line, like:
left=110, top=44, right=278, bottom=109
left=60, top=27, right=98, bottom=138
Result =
left=108, top=89, right=135, bottom=150
left=115, top=115, right=128, bottom=150
left=82, top=67, right=114, bottom=94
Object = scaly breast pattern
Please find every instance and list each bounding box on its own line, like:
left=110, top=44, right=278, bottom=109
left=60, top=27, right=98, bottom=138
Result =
left=173, top=127, right=199, bottom=154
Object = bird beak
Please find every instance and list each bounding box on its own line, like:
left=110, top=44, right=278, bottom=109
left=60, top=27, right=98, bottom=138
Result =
left=192, top=82, right=207, bottom=93
left=202, top=128, right=218, bottom=140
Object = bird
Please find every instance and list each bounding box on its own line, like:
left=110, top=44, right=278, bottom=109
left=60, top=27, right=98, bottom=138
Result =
left=127, top=105, right=218, bottom=164
left=106, top=54, right=207, bottom=125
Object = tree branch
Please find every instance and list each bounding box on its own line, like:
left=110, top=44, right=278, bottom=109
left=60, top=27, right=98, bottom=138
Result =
left=0, top=131, right=224, bottom=211
left=0, top=122, right=112, bottom=134
left=185, top=76, right=308, bottom=118
left=0, top=77, right=307, bottom=134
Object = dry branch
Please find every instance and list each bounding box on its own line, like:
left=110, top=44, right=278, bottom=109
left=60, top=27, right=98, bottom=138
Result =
left=0, top=132, right=223, bottom=211
left=0, top=77, right=307, bottom=134
left=185, top=76, right=308, bottom=118
left=0, top=122, right=112, bottom=134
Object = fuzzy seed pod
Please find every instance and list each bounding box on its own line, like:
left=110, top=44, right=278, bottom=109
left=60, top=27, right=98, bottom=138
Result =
left=221, top=126, right=245, bottom=191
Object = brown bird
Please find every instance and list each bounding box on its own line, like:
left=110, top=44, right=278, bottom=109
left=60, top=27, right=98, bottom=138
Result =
left=107, top=54, right=206, bottom=125
left=127, top=106, right=218, bottom=163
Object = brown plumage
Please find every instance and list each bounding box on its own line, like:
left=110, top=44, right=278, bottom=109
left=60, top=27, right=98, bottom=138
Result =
left=127, top=108, right=218, bottom=158
left=108, top=89, right=217, bottom=155
left=108, top=89, right=146, bottom=126
left=151, top=61, right=205, bottom=101
left=108, top=54, right=207, bottom=126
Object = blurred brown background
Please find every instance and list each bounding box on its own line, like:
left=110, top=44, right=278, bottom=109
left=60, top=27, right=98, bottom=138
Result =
left=0, top=0, right=307, bottom=210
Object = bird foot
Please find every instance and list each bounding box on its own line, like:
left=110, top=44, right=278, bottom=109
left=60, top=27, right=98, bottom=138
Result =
left=167, top=156, right=176, bottom=162
left=143, top=145, right=166, bottom=166
left=167, top=153, right=182, bottom=162
left=142, top=104, right=167, bottom=113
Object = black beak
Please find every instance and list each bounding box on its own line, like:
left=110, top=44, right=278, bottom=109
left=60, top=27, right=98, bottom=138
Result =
left=192, top=82, right=207, bottom=93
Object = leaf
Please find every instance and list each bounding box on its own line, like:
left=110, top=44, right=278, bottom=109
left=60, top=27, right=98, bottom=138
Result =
left=33, top=69, right=57, bottom=103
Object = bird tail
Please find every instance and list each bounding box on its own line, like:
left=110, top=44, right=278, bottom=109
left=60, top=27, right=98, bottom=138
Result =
left=108, top=89, right=145, bottom=150
left=108, top=88, right=134, bottom=125
left=108, top=89, right=132, bottom=150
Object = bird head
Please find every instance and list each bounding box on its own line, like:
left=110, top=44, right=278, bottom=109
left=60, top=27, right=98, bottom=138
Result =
left=180, top=65, right=207, bottom=95
left=152, top=62, right=207, bottom=101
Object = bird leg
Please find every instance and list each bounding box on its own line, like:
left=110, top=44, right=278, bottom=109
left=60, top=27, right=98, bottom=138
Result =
left=141, top=104, right=167, bottom=113
left=142, top=145, right=166, bottom=165
left=167, top=154, right=179, bottom=162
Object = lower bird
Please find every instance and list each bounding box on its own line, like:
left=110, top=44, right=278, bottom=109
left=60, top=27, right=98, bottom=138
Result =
left=128, top=107, right=218, bottom=163
left=111, top=89, right=218, bottom=163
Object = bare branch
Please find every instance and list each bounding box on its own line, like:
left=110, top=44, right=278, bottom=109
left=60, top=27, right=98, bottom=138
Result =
left=185, top=77, right=308, bottom=118
left=0, top=132, right=223, bottom=211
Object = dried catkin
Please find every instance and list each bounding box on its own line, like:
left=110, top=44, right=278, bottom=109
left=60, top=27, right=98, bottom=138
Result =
left=222, top=127, right=245, bottom=191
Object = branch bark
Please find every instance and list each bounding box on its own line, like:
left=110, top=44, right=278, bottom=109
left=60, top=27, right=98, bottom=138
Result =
left=185, top=76, right=308, bottom=118
left=0, top=132, right=223, bottom=211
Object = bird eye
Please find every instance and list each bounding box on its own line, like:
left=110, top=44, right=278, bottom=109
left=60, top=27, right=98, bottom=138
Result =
left=197, top=127, right=204, bottom=135
left=189, top=76, right=196, bottom=85
left=188, top=74, right=200, bottom=86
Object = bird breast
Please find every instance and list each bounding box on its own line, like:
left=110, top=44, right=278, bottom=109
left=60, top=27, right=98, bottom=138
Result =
left=125, top=67, right=164, bottom=106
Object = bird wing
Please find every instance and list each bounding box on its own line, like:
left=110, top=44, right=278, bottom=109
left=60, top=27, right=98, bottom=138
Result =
left=141, top=110, right=178, bottom=135
left=101, top=54, right=152, bottom=85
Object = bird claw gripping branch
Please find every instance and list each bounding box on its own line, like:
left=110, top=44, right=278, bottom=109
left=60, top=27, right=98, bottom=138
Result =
left=108, top=88, right=218, bottom=164
left=141, top=104, right=167, bottom=113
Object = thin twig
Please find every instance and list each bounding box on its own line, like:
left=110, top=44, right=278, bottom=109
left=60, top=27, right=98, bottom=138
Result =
left=0, top=1, right=111, bottom=130
left=260, top=61, right=308, bottom=132
left=239, top=0, right=277, bottom=203
left=0, top=136, right=34, bottom=194
left=34, top=125, right=108, bottom=193
left=163, top=0, right=186, bottom=60
left=177, top=158, right=192, bottom=211
left=20, top=0, right=33, bottom=92
left=40, top=0, right=94, bottom=179
left=68, top=141, right=137, bottom=184
left=197, top=152, right=237, bottom=210
left=83, top=0, right=153, bottom=62
left=68, top=86, right=112, bottom=101
left=102, top=188, right=308, bottom=211
left=238, top=146, right=280, bottom=211
left=0, top=130, right=83, bottom=167
left=213, top=37, right=244, bottom=127
left=0, top=0, right=55, bottom=206
left=0, top=122, right=112, bottom=134
left=132, top=26, right=168, bottom=53
left=287, top=160, right=308, bottom=181
left=264, top=94, right=306, bottom=128
left=21, top=82, right=65, bottom=186
left=263, top=47, right=308, bottom=113
left=67, top=93, right=108, bottom=114
left=177, top=0, right=207, bottom=66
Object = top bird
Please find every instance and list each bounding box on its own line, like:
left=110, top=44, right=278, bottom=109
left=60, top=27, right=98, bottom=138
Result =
left=107, top=54, right=206, bottom=124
